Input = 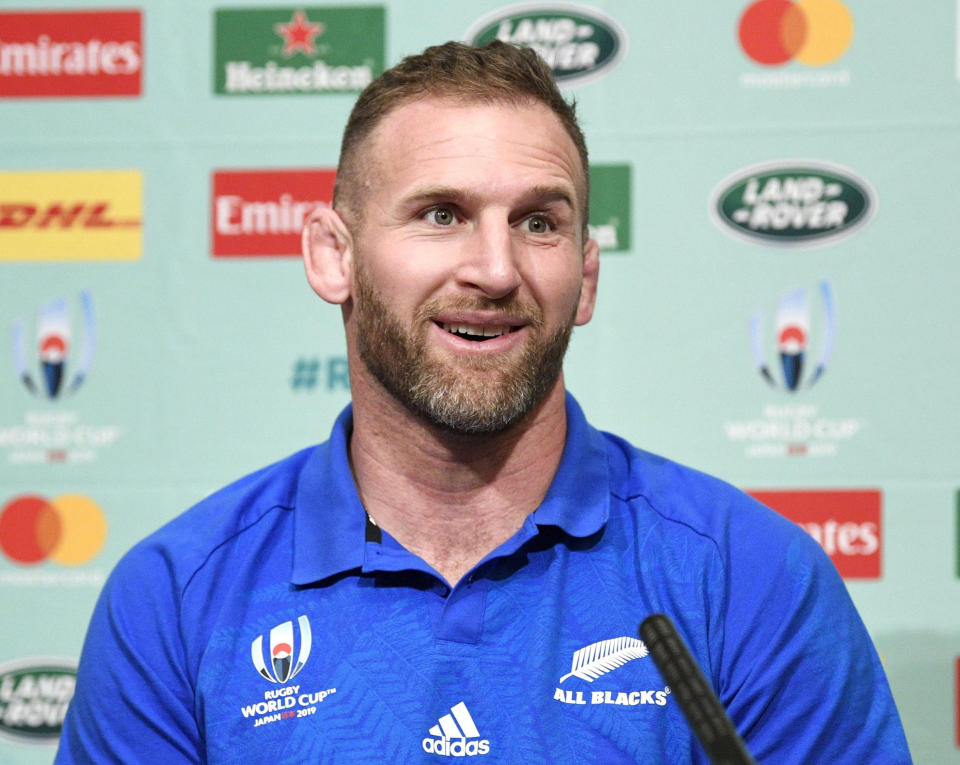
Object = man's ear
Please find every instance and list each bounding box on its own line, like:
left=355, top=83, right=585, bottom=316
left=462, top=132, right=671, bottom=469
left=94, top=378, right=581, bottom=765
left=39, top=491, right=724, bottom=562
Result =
left=302, top=204, right=353, bottom=305
left=574, top=236, right=599, bottom=326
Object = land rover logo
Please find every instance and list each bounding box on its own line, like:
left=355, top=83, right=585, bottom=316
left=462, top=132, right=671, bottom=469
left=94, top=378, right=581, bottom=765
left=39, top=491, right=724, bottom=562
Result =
left=465, top=3, right=627, bottom=86
left=0, top=658, right=76, bottom=744
left=709, top=161, right=875, bottom=247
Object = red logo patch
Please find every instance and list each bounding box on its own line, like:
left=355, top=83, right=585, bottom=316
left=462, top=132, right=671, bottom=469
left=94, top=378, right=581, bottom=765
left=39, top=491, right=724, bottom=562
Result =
left=747, top=489, right=881, bottom=579
left=211, top=169, right=336, bottom=257
left=0, top=10, right=142, bottom=98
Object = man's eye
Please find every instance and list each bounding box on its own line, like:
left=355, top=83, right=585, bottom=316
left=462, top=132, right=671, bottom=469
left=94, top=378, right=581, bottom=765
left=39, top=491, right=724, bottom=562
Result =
left=425, top=207, right=456, bottom=226
left=524, top=215, right=551, bottom=233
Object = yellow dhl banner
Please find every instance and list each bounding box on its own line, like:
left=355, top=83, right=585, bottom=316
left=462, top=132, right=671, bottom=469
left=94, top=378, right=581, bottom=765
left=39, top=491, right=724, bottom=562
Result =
left=0, top=170, right=142, bottom=261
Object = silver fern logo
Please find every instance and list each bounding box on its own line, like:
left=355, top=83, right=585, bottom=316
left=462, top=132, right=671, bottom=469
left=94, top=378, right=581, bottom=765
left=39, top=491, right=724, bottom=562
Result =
left=554, top=637, right=670, bottom=707
left=559, top=637, right=648, bottom=683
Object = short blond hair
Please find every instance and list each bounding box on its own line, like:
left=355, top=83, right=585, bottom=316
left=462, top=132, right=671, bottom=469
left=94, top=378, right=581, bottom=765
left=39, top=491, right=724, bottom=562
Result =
left=334, top=40, right=589, bottom=229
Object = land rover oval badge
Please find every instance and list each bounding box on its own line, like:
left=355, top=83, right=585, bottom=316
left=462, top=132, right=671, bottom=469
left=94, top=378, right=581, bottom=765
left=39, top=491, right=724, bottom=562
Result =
left=709, top=160, right=876, bottom=247
left=465, top=3, right=627, bottom=87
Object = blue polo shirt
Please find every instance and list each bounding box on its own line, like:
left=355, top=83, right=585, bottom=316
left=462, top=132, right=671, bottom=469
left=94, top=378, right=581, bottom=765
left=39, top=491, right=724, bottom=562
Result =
left=56, top=395, right=911, bottom=763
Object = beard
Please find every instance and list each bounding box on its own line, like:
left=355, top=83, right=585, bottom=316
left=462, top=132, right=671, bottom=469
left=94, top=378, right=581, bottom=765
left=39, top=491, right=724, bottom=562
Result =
left=353, top=263, right=576, bottom=434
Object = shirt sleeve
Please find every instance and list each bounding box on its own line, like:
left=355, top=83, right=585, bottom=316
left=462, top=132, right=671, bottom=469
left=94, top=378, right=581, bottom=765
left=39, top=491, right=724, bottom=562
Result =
left=718, top=509, right=912, bottom=764
left=55, top=542, right=204, bottom=764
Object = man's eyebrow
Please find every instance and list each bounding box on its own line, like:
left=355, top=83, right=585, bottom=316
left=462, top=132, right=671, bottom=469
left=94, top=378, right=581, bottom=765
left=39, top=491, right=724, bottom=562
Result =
left=400, top=184, right=576, bottom=210
left=521, top=185, right=575, bottom=210
left=400, top=186, right=474, bottom=208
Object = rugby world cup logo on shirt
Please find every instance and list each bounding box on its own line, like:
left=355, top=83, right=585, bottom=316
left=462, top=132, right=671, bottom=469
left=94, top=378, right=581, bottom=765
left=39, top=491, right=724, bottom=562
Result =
left=709, top=161, right=875, bottom=248
left=243, top=615, right=336, bottom=729
left=251, top=615, right=312, bottom=683
left=464, top=3, right=628, bottom=87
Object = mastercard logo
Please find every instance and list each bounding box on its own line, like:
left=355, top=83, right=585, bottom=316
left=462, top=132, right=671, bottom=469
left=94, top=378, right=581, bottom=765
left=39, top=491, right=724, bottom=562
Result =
left=0, top=494, right=106, bottom=566
left=738, top=0, right=853, bottom=67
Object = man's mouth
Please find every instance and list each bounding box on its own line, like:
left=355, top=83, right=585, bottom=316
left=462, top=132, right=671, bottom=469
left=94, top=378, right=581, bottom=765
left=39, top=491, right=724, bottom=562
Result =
left=438, top=322, right=515, bottom=342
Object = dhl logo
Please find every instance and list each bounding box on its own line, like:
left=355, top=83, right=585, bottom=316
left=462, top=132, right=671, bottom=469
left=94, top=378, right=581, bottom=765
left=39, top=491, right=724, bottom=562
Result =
left=0, top=202, right=139, bottom=229
left=0, top=170, right=141, bottom=261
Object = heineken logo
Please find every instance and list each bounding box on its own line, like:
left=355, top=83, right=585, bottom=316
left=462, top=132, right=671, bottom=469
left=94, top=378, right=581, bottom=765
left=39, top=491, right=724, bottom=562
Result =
left=709, top=161, right=875, bottom=247
left=464, top=3, right=627, bottom=86
left=588, top=163, right=631, bottom=253
left=0, top=658, right=76, bottom=744
left=214, top=6, right=385, bottom=95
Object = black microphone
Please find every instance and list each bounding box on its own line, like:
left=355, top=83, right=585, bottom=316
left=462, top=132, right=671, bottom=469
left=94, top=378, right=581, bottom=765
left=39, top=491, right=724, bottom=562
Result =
left=639, top=614, right=757, bottom=765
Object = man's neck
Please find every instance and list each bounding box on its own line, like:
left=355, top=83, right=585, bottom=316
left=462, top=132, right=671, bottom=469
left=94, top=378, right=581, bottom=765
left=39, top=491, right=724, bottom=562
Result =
left=348, top=375, right=569, bottom=587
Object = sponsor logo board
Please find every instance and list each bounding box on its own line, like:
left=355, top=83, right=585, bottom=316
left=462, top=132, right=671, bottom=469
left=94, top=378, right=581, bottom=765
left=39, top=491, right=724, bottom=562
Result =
left=0, top=9, right=142, bottom=98
left=0, top=494, right=106, bottom=566
left=0, top=170, right=142, bottom=261
left=0, top=494, right=107, bottom=587
left=212, top=168, right=335, bottom=256
left=423, top=702, right=490, bottom=757
left=725, top=281, right=863, bottom=458
left=5, top=292, right=122, bottom=465
left=747, top=489, right=881, bottom=578
left=0, top=658, right=76, bottom=744
left=709, top=161, right=875, bottom=248
left=241, top=615, right=336, bottom=729
left=214, top=7, right=384, bottom=95
left=465, top=3, right=627, bottom=87
left=737, top=0, right=852, bottom=88
left=750, top=280, right=833, bottom=392
left=12, top=291, right=95, bottom=401
left=589, top=164, right=631, bottom=252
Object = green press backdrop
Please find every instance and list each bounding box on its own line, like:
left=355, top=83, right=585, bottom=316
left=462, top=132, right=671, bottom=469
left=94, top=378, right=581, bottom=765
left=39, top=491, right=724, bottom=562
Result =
left=0, top=1, right=958, bottom=761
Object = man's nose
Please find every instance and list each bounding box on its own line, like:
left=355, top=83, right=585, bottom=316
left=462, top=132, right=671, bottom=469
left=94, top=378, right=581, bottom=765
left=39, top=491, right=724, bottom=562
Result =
left=455, top=216, right=522, bottom=299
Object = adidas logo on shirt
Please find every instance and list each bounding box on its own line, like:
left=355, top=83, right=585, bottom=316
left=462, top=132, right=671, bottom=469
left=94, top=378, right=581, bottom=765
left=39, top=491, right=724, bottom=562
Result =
left=421, top=701, right=491, bottom=757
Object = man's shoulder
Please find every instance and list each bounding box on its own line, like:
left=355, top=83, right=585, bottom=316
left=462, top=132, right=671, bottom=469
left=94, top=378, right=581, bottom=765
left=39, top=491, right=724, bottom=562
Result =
left=119, top=445, right=321, bottom=585
left=600, top=429, right=811, bottom=556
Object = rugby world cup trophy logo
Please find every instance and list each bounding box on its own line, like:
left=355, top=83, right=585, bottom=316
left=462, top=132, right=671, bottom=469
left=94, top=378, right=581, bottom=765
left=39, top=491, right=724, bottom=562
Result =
left=750, top=281, right=834, bottom=391
left=251, top=615, right=312, bottom=684
left=11, top=291, right=95, bottom=399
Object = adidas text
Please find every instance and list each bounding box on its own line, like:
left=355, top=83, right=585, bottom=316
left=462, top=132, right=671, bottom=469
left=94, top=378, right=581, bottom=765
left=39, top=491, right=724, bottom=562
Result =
left=422, top=737, right=491, bottom=756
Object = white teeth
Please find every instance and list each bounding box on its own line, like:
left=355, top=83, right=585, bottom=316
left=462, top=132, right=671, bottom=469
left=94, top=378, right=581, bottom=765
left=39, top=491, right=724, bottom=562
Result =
left=441, top=322, right=509, bottom=338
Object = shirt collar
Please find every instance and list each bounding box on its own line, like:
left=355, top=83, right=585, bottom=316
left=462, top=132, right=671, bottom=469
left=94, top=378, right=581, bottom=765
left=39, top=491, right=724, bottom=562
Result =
left=291, top=392, right=610, bottom=586
left=531, top=392, right=611, bottom=537
left=291, top=405, right=366, bottom=585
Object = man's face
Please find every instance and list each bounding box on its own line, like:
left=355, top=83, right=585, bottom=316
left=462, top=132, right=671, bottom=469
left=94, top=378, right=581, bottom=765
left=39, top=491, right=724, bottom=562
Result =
left=347, top=97, right=597, bottom=434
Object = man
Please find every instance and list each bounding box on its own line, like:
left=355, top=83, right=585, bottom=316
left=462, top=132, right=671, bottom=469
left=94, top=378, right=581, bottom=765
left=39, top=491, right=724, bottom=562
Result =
left=57, top=42, right=910, bottom=763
